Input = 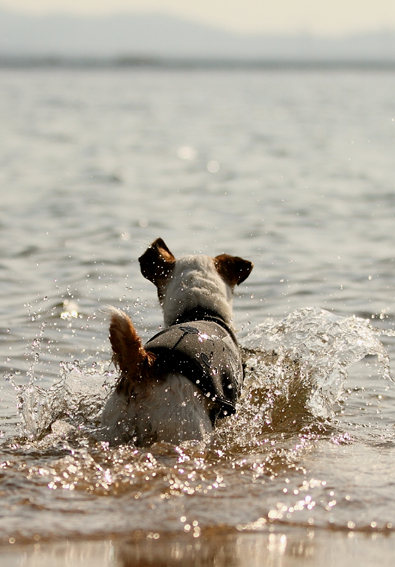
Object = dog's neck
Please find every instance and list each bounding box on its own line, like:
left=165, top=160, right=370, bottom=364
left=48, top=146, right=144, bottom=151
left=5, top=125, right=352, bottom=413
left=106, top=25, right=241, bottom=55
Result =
left=171, top=306, right=238, bottom=344
left=160, top=254, right=234, bottom=329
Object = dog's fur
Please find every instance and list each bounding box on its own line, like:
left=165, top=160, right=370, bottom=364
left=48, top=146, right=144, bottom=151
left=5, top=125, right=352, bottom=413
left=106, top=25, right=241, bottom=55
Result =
left=101, top=238, right=253, bottom=446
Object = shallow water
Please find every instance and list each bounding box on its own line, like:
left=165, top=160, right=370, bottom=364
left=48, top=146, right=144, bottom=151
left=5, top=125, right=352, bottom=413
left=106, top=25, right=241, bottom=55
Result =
left=1, top=68, right=395, bottom=562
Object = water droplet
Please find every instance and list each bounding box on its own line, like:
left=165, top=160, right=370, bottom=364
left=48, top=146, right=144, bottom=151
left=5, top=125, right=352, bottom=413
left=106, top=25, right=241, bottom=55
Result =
left=207, top=160, right=220, bottom=173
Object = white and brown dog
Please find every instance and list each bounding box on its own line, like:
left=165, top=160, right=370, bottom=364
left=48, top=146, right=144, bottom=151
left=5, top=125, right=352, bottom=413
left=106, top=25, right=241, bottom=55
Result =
left=101, top=238, right=253, bottom=446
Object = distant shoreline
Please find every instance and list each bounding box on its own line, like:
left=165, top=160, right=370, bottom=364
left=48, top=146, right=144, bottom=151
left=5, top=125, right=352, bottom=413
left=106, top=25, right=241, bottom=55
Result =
left=1, top=56, right=395, bottom=70
left=1, top=9, right=395, bottom=65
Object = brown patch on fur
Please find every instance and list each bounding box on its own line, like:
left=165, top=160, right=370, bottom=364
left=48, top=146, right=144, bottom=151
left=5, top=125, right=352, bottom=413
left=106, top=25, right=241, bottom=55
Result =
left=139, top=238, right=176, bottom=301
left=109, top=310, right=157, bottom=398
left=214, top=254, right=253, bottom=288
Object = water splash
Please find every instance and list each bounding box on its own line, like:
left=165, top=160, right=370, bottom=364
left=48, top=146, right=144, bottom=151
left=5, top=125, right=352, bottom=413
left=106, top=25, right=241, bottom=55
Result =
left=17, top=362, right=114, bottom=440
left=15, top=307, right=392, bottom=447
left=241, top=307, right=392, bottom=422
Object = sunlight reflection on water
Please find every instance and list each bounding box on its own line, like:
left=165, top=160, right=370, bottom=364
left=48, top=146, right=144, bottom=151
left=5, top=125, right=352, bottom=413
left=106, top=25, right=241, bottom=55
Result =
left=1, top=69, right=395, bottom=563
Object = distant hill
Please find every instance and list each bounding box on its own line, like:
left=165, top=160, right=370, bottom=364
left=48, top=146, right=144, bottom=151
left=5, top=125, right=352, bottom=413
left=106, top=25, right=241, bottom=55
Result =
left=0, top=8, right=395, bottom=61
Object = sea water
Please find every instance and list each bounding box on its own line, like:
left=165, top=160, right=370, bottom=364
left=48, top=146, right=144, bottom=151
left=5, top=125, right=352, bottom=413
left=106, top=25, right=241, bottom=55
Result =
left=1, top=68, right=395, bottom=565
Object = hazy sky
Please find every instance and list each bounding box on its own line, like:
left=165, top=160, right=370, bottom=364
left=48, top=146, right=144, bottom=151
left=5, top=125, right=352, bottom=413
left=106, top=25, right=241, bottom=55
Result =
left=2, top=0, right=395, bottom=35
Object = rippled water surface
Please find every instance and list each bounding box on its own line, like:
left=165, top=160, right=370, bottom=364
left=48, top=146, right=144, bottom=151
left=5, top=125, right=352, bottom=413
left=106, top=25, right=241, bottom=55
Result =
left=1, top=68, right=395, bottom=565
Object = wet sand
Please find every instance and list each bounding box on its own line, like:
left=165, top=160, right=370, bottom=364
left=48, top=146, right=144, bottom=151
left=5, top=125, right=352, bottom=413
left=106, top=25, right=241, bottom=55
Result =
left=2, top=528, right=394, bottom=567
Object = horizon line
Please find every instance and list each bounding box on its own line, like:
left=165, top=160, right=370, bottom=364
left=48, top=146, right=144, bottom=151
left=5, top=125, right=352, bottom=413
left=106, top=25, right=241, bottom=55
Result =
left=1, top=55, right=395, bottom=71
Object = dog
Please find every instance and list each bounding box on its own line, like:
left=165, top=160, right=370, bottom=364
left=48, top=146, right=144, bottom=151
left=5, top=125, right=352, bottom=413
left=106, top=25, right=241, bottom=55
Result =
left=101, top=238, right=253, bottom=446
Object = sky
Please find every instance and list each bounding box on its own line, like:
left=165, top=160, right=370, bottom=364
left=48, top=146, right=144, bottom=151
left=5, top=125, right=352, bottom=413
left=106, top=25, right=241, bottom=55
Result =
left=1, top=0, right=395, bottom=35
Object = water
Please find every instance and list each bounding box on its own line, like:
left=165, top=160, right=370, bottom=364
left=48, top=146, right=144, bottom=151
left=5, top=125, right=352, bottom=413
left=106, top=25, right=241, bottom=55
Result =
left=1, top=67, right=395, bottom=565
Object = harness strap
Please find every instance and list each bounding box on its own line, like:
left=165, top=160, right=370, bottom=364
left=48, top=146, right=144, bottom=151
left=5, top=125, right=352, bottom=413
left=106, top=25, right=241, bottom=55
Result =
left=145, top=316, right=244, bottom=422
left=173, top=307, right=238, bottom=344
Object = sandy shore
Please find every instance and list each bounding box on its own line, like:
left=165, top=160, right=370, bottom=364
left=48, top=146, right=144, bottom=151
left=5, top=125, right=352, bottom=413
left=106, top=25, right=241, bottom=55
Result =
left=1, top=528, right=395, bottom=567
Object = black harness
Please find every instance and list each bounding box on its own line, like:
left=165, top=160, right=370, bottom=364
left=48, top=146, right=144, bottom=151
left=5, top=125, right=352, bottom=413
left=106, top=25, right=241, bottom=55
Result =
left=144, top=308, right=244, bottom=423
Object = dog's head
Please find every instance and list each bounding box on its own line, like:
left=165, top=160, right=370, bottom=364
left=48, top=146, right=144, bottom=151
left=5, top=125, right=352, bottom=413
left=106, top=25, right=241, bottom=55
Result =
left=139, top=238, right=253, bottom=327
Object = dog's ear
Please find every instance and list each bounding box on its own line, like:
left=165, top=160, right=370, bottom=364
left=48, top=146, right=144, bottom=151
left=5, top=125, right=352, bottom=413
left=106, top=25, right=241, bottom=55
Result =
left=214, top=254, right=253, bottom=288
left=139, top=238, right=176, bottom=285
